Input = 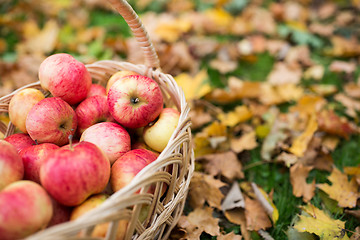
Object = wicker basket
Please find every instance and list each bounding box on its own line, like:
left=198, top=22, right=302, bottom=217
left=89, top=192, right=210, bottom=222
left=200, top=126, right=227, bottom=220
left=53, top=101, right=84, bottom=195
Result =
left=0, top=0, right=194, bottom=239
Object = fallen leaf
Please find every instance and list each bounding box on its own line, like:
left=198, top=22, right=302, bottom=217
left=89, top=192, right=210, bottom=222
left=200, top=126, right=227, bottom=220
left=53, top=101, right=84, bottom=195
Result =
left=244, top=196, right=272, bottom=231
left=344, top=83, right=360, bottom=99
left=309, top=23, right=334, bottom=37
left=201, top=151, right=244, bottom=181
left=289, top=113, right=318, bottom=157
left=303, top=65, right=325, bottom=81
left=290, top=163, right=315, bottom=202
left=317, top=109, right=357, bottom=139
left=286, top=227, right=317, bottom=240
left=261, top=117, right=288, bottom=161
left=155, top=18, right=192, bottom=43
left=329, top=60, right=356, bottom=74
left=317, top=166, right=359, bottom=208
left=334, top=93, right=360, bottom=119
left=290, top=94, right=327, bottom=116
left=276, top=152, right=298, bottom=167
left=217, top=232, right=242, bottom=240
left=224, top=209, right=251, bottom=240
left=221, top=182, right=245, bottom=211
left=294, top=203, right=349, bottom=240
left=203, top=8, right=233, bottom=34
left=309, top=84, right=337, bottom=96
left=178, top=206, right=220, bottom=239
left=230, top=130, right=258, bottom=153
left=175, top=69, right=212, bottom=100
left=267, top=62, right=302, bottom=86
left=217, top=105, right=253, bottom=128
left=326, top=36, right=360, bottom=57
left=252, top=183, right=279, bottom=224
left=189, top=172, right=226, bottom=209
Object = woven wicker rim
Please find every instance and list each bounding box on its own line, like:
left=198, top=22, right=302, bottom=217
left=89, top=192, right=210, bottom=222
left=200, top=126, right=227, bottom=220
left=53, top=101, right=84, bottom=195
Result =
left=0, top=1, right=194, bottom=239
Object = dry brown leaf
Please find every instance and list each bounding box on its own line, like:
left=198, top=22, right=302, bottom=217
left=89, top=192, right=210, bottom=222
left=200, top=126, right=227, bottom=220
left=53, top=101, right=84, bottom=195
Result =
left=329, top=60, right=357, bottom=74
left=303, top=65, right=325, bottom=81
left=317, top=2, right=337, bottom=19
left=224, top=209, right=251, bottom=240
left=209, top=59, right=238, bottom=74
left=243, top=6, right=277, bottom=35
left=317, top=167, right=359, bottom=208
left=230, top=130, right=258, bottom=153
left=309, top=23, right=334, bottom=36
left=189, top=172, right=226, bottom=209
left=221, top=182, right=245, bottom=211
left=326, top=36, right=360, bottom=57
left=334, top=93, right=360, bottom=119
left=290, top=163, right=315, bottom=202
left=267, top=62, right=302, bottom=86
left=244, top=196, right=272, bottom=231
left=201, top=151, right=244, bottom=181
left=285, top=45, right=312, bottom=67
left=317, top=109, right=357, bottom=139
left=344, top=83, right=360, bottom=99
left=309, top=84, right=337, bottom=96
left=251, top=183, right=279, bottom=223
left=276, top=152, right=298, bottom=167
left=217, top=232, right=242, bottom=240
left=178, top=207, right=220, bottom=239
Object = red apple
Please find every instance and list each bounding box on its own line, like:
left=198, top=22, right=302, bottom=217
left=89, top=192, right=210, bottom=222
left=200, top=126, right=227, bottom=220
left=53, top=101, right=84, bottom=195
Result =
left=110, top=149, right=158, bottom=192
left=0, top=180, right=53, bottom=240
left=47, top=197, right=72, bottom=228
left=70, top=194, right=127, bottom=239
left=87, top=83, right=106, bottom=98
left=26, top=97, right=77, bottom=146
left=107, top=75, right=163, bottom=129
left=75, top=95, right=114, bottom=135
left=4, top=133, right=35, bottom=154
left=0, top=140, right=24, bottom=190
left=80, top=122, right=131, bottom=165
left=20, top=143, right=59, bottom=184
left=143, top=108, right=180, bottom=152
left=105, top=70, right=139, bottom=95
left=38, top=53, right=92, bottom=105
left=8, top=88, right=45, bottom=133
left=40, top=141, right=110, bottom=206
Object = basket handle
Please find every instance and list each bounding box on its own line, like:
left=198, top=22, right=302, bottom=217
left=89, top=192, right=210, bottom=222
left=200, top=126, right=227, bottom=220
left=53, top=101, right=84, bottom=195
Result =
left=106, top=0, right=160, bottom=69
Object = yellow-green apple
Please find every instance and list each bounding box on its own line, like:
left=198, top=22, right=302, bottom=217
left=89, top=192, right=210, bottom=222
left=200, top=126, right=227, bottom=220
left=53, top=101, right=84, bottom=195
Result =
left=110, top=149, right=158, bottom=192
left=107, top=75, right=163, bottom=129
left=47, top=197, right=71, bottom=228
left=75, top=95, right=114, bottom=135
left=40, top=141, right=110, bottom=206
left=0, top=180, right=53, bottom=240
left=143, top=108, right=180, bottom=152
left=26, top=97, right=77, bottom=146
left=20, top=143, right=59, bottom=184
left=105, top=70, right=138, bottom=95
left=8, top=88, right=45, bottom=133
left=87, top=83, right=106, bottom=98
left=80, top=122, right=131, bottom=165
left=4, top=133, right=35, bottom=154
left=0, top=140, right=24, bottom=190
left=38, top=53, right=92, bottom=105
left=70, top=194, right=127, bottom=239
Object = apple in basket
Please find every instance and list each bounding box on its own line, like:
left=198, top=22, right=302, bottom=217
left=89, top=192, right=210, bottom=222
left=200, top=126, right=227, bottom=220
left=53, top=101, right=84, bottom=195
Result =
left=4, top=133, right=36, bottom=154
left=0, top=140, right=24, bottom=190
left=38, top=53, right=92, bottom=105
left=107, top=74, right=163, bottom=129
left=0, top=180, right=53, bottom=240
left=26, top=97, right=77, bottom=146
left=143, top=108, right=180, bottom=152
left=8, top=88, right=45, bottom=134
left=75, top=95, right=114, bottom=135
left=105, top=70, right=139, bottom=95
left=20, top=143, right=60, bottom=184
left=40, top=141, right=110, bottom=206
left=87, top=83, right=106, bottom=98
left=80, top=122, right=131, bottom=165
left=110, top=149, right=159, bottom=192
left=70, top=194, right=127, bottom=239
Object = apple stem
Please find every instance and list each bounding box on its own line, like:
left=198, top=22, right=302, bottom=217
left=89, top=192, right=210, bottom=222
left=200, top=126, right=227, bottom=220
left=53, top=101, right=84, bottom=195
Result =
left=35, top=140, right=38, bottom=145
left=68, top=134, right=73, bottom=150
left=131, top=97, right=140, bottom=104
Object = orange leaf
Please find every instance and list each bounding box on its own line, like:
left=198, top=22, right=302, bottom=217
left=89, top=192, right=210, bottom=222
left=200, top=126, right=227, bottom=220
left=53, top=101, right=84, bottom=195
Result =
left=290, top=163, right=315, bottom=202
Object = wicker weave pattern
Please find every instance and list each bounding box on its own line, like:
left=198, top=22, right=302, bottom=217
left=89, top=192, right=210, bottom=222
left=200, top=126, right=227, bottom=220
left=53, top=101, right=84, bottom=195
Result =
left=0, top=1, right=194, bottom=239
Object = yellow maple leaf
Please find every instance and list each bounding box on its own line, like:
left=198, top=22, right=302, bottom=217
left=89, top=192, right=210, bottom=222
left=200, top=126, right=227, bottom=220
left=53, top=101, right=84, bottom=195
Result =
left=155, top=18, right=192, bottom=43
left=175, top=69, right=212, bottom=100
left=204, top=8, right=233, bottom=33
left=217, top=105, right=252, bottom=128
left=289, top=113, right=318, bottom=157
left=294, top=203, right=349, bottom=240
left=317, top=167, right=359, bottom=208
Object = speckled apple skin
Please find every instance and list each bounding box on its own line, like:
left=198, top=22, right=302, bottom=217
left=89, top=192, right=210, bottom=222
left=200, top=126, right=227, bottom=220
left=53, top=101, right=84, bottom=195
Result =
left=40, top=141, right=110, bottom=206
left=4, top=133, right=35, bottom=154
left=0, top=181, right=53, bottom=240
left=107, top=75, right=163, bottom=129
left=80, top=122, right=131, bottom=165
left=75, top=95, right=114, bottom=135
left=39, top=53, right=92, bottom=105
left=26, top=97, right=78, bottom=146
left=0, top=140, right=24, bottom=190
left=87, top=84, right=106, bottom=98
left=110, top=149, right=158, bottom=192
left=20, top=143, right=60, bottom=184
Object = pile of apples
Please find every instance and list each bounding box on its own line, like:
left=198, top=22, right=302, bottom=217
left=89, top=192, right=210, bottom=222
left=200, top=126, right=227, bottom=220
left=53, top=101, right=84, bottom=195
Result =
left=0, top=53, right=180, bottom=240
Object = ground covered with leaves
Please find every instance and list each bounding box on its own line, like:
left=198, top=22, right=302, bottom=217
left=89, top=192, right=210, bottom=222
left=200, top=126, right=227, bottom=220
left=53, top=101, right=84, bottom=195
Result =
left=1, top=0, right=360, bottom=239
